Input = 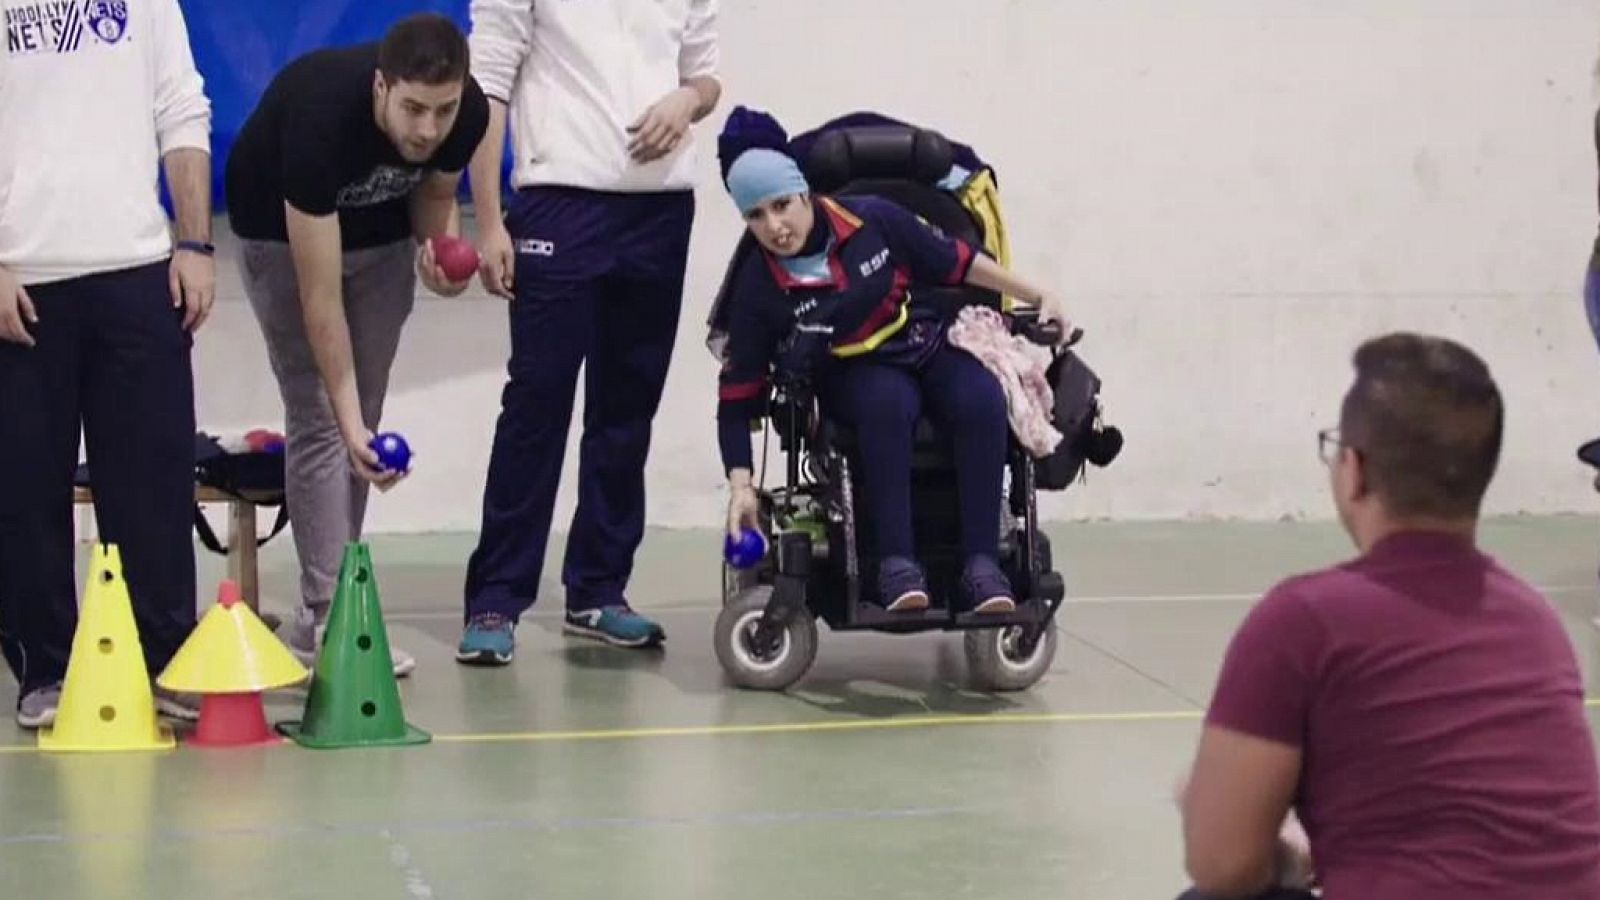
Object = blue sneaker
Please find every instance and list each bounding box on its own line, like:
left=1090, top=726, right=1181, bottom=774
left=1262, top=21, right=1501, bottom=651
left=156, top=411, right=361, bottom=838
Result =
left=563, top=605, right=665, bottom=648
left=456, top=612, right=516, bottom=665
left=963, top=555, right=1016, bottom=614
left=878, top=556, right=930, bottom=612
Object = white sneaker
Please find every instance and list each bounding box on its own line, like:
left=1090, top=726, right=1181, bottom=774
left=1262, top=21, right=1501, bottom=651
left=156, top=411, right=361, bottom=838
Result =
left=276, top=610, right=415, bottom=678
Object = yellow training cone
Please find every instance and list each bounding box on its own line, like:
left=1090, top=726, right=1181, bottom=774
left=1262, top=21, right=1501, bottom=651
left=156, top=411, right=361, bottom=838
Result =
left=159, top=580, right=308, bottom=694
left=157, top=580, right=309, bottom=747
left=39, top=544, right=174, bottom=753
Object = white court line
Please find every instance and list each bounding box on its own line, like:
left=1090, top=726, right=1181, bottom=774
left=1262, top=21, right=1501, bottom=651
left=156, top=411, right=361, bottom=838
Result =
left=379, top=829, right=438, bottom=900
left=380, top=584, right=1596, bottom=623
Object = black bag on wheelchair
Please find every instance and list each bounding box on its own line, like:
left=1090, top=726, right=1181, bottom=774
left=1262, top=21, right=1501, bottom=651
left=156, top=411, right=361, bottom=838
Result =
left=1035, top=351, right=1122, bottom=491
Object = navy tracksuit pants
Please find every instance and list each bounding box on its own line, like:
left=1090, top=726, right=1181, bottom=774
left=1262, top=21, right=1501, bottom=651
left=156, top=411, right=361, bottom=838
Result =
left=0, top=261, right=197, bottom=698
left=464, top=187, right=694, bottom=619
left=817, top=342, right=1009, bottom=563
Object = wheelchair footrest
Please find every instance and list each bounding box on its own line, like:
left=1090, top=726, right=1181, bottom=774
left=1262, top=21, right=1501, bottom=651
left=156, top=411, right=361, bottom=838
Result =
left=952, top=602, right=1052, bottom=629
left=843, top=599, right=1056, bottom=630
left=851, top=604, right=951, bottom=628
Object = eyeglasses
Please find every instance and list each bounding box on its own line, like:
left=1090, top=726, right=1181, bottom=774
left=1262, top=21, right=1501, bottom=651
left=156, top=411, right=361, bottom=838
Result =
left=1317, top=428, right=1343, bottom=465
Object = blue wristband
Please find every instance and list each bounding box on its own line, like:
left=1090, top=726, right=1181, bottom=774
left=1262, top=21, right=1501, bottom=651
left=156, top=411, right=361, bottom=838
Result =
left=175, top=239, right=215, bottom=256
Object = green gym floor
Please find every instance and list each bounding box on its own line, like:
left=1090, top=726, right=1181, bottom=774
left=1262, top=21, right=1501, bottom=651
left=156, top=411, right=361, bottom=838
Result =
left=3, top=518, right=1600, bottom=899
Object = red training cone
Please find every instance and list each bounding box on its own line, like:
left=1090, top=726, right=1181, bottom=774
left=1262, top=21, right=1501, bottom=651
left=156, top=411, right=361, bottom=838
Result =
left=192, top=693, right=277, bottom=747
left=156, top=580, right=311, bottom=748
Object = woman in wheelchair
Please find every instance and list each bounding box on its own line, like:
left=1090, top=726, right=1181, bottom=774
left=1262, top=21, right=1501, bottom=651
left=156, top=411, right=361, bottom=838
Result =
left=716, top=116, right=1072, bottom=615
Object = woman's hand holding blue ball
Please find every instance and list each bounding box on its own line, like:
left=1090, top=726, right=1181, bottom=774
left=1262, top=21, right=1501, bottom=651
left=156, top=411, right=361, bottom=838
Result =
left=724, top=526, right=766, bottom=569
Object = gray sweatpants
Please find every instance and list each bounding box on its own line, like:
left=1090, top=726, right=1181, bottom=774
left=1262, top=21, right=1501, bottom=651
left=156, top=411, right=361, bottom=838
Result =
left=239, top=238, right=416, bottom=624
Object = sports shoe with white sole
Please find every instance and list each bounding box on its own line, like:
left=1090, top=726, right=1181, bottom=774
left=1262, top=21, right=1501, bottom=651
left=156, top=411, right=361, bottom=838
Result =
left=878, top=556, right=931, bottom=612
left=276, top=608, right=415, bottom=677
left=154, top=687, right=200, bottom=722
left=963, top=554, right=1017, bottom=615
left=15, top=683, right=61, bottom=729
left=456, top=612, right=516, bottom=666
left=15, top=683, right=198, bottom=728
left=563, top=606, right=665, bottom=648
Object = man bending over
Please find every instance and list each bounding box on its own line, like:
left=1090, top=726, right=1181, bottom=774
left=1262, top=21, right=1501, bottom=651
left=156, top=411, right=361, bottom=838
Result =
left=226, top=12, right=490, bottom=677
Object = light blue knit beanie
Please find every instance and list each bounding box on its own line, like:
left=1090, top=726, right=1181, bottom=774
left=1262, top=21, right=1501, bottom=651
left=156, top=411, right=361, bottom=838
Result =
left=725, top=147, right=811, bottom=214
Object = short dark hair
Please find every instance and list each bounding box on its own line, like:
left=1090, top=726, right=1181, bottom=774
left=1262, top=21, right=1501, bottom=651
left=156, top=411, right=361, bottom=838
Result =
left=1338, top=332, right=1503, bottom=519
left=378, top=13, right=468, bottom=85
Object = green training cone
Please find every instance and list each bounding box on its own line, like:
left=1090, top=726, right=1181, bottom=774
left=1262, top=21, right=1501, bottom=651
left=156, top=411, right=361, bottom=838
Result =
left=277, top=543, right=429, bottom=749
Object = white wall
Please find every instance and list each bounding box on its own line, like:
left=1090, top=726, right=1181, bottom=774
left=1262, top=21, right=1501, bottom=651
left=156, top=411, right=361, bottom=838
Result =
left=193, top=0, right=1600, bottom=535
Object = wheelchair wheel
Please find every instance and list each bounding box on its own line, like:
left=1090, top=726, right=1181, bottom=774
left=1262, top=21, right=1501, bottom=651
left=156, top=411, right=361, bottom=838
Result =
left=714, top=587, right=818, bottom=691
left=965, top=623, right=1058, bottom=692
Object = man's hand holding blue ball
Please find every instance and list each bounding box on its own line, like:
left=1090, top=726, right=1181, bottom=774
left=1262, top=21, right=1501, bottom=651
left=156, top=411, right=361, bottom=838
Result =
left=370, top=432, right=413, bottom=474
left=344, top=428, right=412, bottom=492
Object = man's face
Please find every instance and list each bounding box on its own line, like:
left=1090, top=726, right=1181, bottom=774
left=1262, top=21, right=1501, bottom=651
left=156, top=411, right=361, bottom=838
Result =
left=374, top=73, right=463, bottom=163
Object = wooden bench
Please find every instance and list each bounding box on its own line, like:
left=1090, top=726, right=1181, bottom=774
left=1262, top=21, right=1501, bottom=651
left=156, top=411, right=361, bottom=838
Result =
left=72, top=484, right=284, bottom=614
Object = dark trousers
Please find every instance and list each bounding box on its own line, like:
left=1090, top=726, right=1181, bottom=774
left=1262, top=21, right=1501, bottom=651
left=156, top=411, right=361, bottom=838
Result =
left=0, top=261, right=196, bottom=698
left=818, top=342, right=1009, bottom=562
left=464, top=187, right=693, bottom=619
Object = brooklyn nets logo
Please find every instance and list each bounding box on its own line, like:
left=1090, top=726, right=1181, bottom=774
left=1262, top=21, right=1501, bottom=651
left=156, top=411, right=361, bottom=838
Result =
left=85, top=0, right=127, bottom=44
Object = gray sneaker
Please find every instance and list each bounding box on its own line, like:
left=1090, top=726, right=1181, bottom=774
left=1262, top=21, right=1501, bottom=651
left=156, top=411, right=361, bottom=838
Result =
left=16, top=683, right=197, bottom=729
left=153, top=687, right=200, bottom=722
left=276, top=608, right=416, bottom=678
left=15, top=683, right=61, bottom=730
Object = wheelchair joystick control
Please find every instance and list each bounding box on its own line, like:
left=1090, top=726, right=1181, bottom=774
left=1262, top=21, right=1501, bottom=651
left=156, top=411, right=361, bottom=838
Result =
left=724, top=527, right=767, bottom=569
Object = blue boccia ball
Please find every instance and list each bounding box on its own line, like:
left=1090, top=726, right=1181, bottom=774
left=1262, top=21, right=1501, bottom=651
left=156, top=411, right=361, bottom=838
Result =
left=370, top=432, right=412, bottom=472
left=724, top=527, right=766, bottom=569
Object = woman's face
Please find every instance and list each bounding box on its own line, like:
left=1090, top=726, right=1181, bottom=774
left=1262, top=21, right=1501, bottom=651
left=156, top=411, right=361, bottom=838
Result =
left=744, top=193, right=814, bottom=257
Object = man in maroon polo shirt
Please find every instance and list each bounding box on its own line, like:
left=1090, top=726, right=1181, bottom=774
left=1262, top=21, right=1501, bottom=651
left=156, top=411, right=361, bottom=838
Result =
left=1176, top=332, right=1600, bottom=899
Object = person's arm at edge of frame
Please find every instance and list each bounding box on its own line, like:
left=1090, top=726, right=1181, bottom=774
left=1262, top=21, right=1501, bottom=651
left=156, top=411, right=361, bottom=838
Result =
left=679, top=0, right=722, bottom=121
left=152, top=0, right=215, bottom=332
left=466, top=98, right=513, bottom=299
left=1176, top=586, right=1316, bottom=898
left=1177, top=725, right=1304, bottom=897
left=465, top=0, right=533, bottom=299
left=628, top=0, right=721, bottom=162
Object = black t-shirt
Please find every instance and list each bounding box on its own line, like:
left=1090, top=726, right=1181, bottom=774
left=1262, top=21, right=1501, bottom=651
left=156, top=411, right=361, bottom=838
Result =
left=225, top=43, right=489, bottom=250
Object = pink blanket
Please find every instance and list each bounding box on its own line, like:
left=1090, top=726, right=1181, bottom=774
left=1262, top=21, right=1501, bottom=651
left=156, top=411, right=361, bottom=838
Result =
left=946, top=305, right=1061, bottom=458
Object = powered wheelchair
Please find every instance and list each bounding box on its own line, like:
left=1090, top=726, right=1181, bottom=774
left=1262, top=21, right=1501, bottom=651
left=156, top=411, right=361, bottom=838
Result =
left=705, top=116, right=1121, bottom=692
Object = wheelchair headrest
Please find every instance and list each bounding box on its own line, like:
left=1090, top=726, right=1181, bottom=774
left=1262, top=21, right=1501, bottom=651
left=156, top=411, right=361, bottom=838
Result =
left=802, top=125, right=956, bottom=193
